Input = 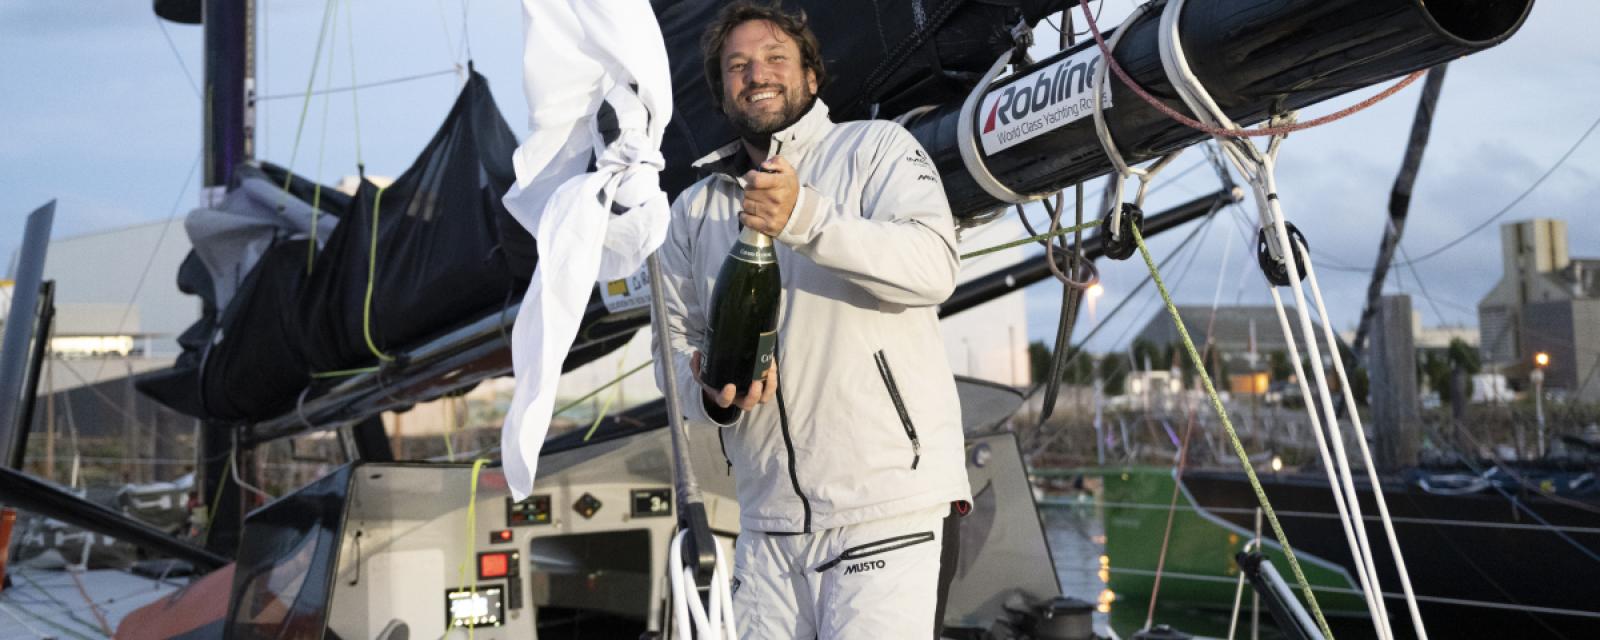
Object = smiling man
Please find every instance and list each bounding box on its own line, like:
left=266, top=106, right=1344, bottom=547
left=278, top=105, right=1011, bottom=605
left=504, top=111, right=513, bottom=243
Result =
left=651, top=2, right=971, bottom=638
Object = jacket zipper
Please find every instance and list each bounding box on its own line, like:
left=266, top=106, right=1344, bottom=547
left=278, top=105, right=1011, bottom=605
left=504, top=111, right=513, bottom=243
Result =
left=717, top=428, right=732, bottom=476
left=774, top=342, right=813, bottom=533
left=814, top=531, right=936, bottom=573
left=873, top=350, right=922, bottom=469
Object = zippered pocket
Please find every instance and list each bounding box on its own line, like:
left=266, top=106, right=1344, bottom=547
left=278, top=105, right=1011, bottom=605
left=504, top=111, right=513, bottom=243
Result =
left=815, top=531, right=936, bottom=573
left=873, top=350, right=921, bottom=469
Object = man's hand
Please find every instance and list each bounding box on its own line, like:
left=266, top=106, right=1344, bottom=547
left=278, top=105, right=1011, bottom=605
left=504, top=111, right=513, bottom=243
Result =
left=740, top=156, right=798, bottom=236
left=691, top=351, right=778, bottom=411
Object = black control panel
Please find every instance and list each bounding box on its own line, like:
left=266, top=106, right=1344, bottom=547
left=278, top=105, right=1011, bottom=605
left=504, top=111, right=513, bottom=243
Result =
left=506, top=494, right=552, bottom=526
left=630, top=488, right=672, bottom=518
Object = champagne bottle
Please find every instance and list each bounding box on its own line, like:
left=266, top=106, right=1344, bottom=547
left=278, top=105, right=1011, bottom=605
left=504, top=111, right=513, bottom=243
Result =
left=704, top=225, right=782, bottom=393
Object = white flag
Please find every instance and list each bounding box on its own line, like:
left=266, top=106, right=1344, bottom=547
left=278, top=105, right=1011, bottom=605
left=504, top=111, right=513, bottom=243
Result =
left=500, top=0, right=674, bottom=501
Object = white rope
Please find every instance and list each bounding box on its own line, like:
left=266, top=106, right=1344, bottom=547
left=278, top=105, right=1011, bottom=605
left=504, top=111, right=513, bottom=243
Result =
left=667, top=529, right=737, bottom=639
left=231, top=431, right=275, bottom=502
left=1153, top=0, right=1426, bottom=637
left=1167, top=34, right=1400, bottom=640
left=1087, top=3, right=1183, bottom=238
left=1301, top=240, right=1430, bottom=638
left=1265, top=283, right=1392, bottom=640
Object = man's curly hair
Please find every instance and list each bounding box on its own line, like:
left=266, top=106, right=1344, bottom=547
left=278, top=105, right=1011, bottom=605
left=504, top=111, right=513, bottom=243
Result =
left=701, top=2, right=828, bottom=108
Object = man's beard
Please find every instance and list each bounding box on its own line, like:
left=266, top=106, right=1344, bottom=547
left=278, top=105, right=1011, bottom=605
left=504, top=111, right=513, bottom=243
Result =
left=725, top=84, right=816, bottom=149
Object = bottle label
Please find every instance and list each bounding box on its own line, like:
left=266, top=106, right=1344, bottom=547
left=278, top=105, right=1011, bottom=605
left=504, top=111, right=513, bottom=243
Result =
left=751, top=330, right=778, bottom=381
left=731, top=240, right=777, bottom=265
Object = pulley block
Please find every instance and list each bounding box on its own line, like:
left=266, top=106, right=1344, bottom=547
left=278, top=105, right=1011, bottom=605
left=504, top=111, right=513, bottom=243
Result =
left=1100, top=203, right=1145, bottom=261
left=1256, top=222, right=1309, bottom=286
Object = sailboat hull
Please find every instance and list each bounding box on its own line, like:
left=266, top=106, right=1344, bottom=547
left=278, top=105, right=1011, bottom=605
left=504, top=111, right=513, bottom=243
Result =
left=1093, top=467, right=1600, bottom=639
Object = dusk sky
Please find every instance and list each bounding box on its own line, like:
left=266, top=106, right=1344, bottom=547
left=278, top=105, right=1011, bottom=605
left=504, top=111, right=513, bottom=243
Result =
left=3, top=1, right=1596, bottom=354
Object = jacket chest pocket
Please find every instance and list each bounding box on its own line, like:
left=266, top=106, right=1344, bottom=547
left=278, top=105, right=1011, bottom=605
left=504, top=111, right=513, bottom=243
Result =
left=872, top=350, right=921, bottom=470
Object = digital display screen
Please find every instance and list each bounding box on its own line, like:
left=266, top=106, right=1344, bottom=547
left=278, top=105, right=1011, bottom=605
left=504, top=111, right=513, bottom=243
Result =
left=444, top=585, right=505, bottom=628
left=630, top=488, right=672, bottom=518
left=478, top=550, right=519, bottom=580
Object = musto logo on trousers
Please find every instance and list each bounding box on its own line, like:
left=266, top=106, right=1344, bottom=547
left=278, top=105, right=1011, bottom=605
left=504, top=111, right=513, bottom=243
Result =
left=978, top=47, right=1112, bottom=156
left=843, top=559, right=887, bottom=575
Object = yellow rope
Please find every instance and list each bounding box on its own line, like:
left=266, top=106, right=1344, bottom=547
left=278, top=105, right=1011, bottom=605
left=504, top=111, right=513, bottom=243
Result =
left=1130, top=223, right=1334, bottom=638
left=451, top=458, right=488, bottom=638
left=554, top=360, right=653, bottom=419
left=362, top=185, right=395, bottom=362
left=280, top=0, right=337, bottom=193
left=959, top=219, right=1099, bottom=261
left=581, top=357, right=637, bottom=442
left=200, top=454, right=233, bottom=544
left=310, top=366, right=381, bottom=379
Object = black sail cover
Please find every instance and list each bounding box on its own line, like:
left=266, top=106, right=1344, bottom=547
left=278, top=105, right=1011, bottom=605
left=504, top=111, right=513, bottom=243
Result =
left=141, top=72, right=543, bottom=421
left=293, top=73, right=531, bottom=375
left=141, top=1, right=1068, bottom=422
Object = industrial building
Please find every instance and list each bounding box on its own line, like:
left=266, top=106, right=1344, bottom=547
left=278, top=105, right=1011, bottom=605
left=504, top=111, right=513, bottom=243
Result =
left=1477, top=219, right=1600, bottom=403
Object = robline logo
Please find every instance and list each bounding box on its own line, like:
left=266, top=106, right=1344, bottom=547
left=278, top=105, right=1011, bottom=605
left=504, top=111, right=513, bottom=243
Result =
left=977, top=47, right=1111, bottom=155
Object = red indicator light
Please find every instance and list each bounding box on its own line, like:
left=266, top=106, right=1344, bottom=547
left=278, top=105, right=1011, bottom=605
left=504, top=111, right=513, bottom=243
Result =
left=479, top=552, right=510, bottom=579
left=489, top=529, right=513, bottom=544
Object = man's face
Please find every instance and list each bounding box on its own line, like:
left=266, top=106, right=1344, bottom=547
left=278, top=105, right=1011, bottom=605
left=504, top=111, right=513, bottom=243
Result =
left=719, top=19, right=818, bottom=139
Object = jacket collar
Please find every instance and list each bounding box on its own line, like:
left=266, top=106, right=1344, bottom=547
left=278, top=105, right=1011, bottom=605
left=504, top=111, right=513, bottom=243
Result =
left=693, top=99, right=833, bottom=178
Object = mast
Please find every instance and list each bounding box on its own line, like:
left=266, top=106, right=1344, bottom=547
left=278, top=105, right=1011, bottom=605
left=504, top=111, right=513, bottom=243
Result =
left=183, top=0, right=257, bottom=555
left=202, top=0, right=254, bottom=200
left=1350, top=66, right=1449, bottom=358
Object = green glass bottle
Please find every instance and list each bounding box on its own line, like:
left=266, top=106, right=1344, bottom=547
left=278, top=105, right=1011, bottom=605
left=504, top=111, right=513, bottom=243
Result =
left=704, top=225, right=782, bottom=392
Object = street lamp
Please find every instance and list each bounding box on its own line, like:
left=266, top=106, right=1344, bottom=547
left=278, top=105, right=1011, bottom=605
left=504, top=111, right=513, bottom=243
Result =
left=1532, top=352, right=1549, bottom=458
left=1086, top=282, right=1104, bottom=320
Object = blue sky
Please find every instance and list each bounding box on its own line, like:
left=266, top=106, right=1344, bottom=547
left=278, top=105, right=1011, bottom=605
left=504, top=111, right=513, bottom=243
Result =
left=2, top=1, right=1597, bottom=353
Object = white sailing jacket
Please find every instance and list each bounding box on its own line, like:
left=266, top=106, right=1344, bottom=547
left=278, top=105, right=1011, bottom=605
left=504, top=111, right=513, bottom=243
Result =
left=653, top=100, right=972, bottom=533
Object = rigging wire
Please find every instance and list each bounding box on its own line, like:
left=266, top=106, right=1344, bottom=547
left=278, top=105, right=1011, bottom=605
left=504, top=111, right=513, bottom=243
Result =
left=87, top=151, right=202, bottom=384
left=262, top=0, right=270, bottom=160
left=1397, top=241, right=1449, bottom=323
left=1080, top=2, right=1397, bottom=634
left=1143, top=0, right=1428, bottom=630
left=279, top=0, right=340, bottom=190
left=256, top=68, right=460, bottom=101
left=457, top=0, right=473, bottom=63
left=1396, top=112, right=1600, bottom=267
left=1042, top=0, right=1106, bottom=40
left=433, top=0, right=461, bottom=68
left=1129, top=222, right=1335, bottom=638
left=151, top=13, right=201, bottom=99
left=344, top=0, right=365, bottom=171
left=1433, top=427, right=1600, bottom=565
left=1030, top=205, right=1222, bottom=404
left=1315, top=110, right=1600, bottom=274
left=307, top=0, right=343, bottom=273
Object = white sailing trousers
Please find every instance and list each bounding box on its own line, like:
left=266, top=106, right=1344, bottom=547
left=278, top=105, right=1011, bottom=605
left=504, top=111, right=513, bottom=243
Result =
left=731, top=504, right=948, bottom=639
